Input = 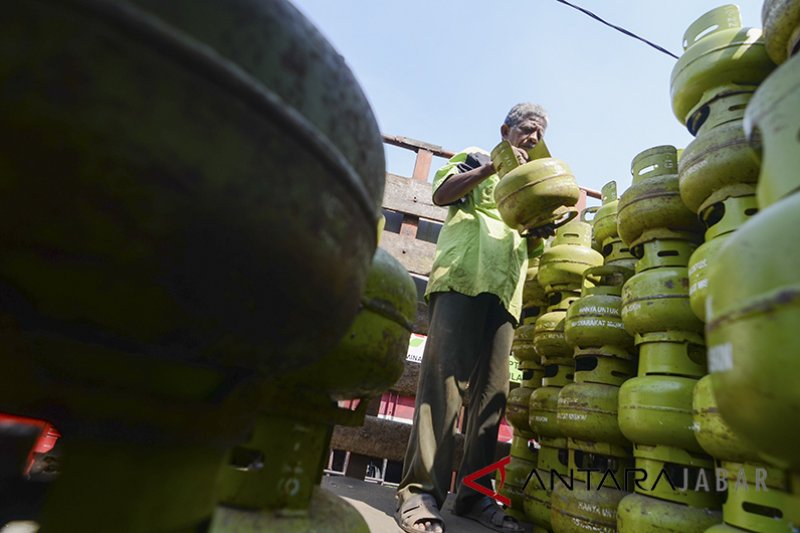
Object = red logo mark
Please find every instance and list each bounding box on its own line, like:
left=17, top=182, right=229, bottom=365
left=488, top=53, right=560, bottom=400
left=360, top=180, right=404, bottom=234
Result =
left=462, top=456, right=511, bottom=507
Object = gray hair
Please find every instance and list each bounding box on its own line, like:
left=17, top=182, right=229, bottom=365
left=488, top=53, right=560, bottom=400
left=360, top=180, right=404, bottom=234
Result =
left=504, top=102, right=549, bottom=130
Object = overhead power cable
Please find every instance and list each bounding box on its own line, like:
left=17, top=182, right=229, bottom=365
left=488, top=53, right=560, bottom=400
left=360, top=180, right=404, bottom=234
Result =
left=553, top=0, right=680, bottom=60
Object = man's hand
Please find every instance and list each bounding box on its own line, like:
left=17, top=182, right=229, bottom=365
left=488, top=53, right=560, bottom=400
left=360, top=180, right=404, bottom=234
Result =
left=527, top=223, right=556, bottom=239
left=511, top=146, right=530, bottom=166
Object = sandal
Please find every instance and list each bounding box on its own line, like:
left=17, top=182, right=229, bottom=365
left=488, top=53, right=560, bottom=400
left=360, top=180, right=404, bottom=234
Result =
left=453, top=495, right=523, bottom=532
left=395, top=493, right=446, bottom=533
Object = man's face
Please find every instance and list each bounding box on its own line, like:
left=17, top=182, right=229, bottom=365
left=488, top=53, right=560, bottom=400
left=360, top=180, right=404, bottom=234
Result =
left=502, top=117, right=545, bottom=150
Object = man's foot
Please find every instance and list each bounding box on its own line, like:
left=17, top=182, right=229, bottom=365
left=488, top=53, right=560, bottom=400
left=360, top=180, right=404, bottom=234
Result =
left=452, top=495, right=523, bottom=532
left=395, top=493, right=445, bottom=533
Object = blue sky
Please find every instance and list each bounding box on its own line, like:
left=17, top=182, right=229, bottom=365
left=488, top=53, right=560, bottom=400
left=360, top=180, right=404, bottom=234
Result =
left=292, top=1, right=762, bottom=200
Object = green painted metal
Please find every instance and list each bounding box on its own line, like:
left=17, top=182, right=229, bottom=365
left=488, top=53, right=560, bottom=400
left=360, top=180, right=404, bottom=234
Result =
left=688, top=195, right=758, bottom=321
left=670, top=4, right=774, bottom=126
left=618, top=492, right=722, bottom=532
left=538, top=437, right=570, bottom=474
left=542, top=363, right=575, bottom=388
left=618, top=375, right=704, bottom=453
left=707, top=190, right=800, bottom=471
left=718, top=461, right=800, bottom=531
left=622, top=264, right=704, bottom=337
left=521, top=360, right=546, bottom=389
left=692, top=376, right=760, bottom=462
left=0, top=0, right=384, bottom=380
left=284, top=248, right=416, bottom=399
left=512, top=320, right=539, bottom=363
left=210, top=486, right=370, bottom=533
left=744, top=52, right=800, bottom=208
left=538, top=217, right=604, bottom=293
left=632, top=444, right=718, bottom=505
left=534, top=310, right=573, bottom=361
left=523, top=257, right=548, bottom=310
left=507, top=385, right=535, bottom=433
left=617, top=146, right=703, bottom=249
left=498, top=436, right=539, bottom=520
left=551, top=481, right=626, bottom=533
left=573, top=354, right=634, bottom=386
left=217, top=414, right=330, bottom=512
left=568, top=438, right=632, bottom=479
left=494, top=155, right=581, bottom=235
left=523, top=468, right=555, bottom=531
left=556, top=381, right=628, bottom=447
left=603, top=240, right=638, bottom=271
left=679, top=90, right=760, bottom=213
left=633, top=239, right=697, bottom=272
left=0, top=0, right=387, bottom=524
left=530, top=384, right=569, bottom=438
left=762, top=0, right=800, bottom=64
left=40, top=439, right=227, bottom=532
left=636, top=332, right=707, bottom=378
left=565, top=266, right=633, bottom=353
left=593, top=181, right=621, bottom=249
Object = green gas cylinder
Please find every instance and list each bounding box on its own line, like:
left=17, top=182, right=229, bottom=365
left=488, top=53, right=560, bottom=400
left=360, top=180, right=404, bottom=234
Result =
left=621, top=240, right=703, bottom=336
left=286, top=248, right=416, bottom=399
left=0, top=0, right=384, bottom=379
left=573, top=354, right=634, bottom=386
left=679, top=90, right=760, bottom=213
left=534, top=310, right=574, bottom=362
left=565, top=266, right=633, bottom=354
left=507, top=384, right=535, bottom=434
left=762, top=0, right=800, bottom=64
left=523, top=468, right=555, bottom=530
left=498, top=436, right=539, bottom=521
left=556, top=381, right=628, bottom=447
left=512, top=318, right=539, bottom=363
left=715, top=462, right=800, bottom=532
left=617, top=146, right=703, bottom=249
left=551, top=481, right=625, bottom=533
left=618, top=376, right=704, bottom=454
left=636, top=332, right=707, bottom=379
left=707, top=191, right=800, bottom=471
left=618, top=492, right=722, bottom=533
left=670, top=4, right=773, bottom=126
left=632, top=445, right=721, bottom=509
left=530, top=367, right=573, bottom=439
left=493, top=146, right=581, bottom=235
left=692, top=375, right=760, bottom=462
left=0, top=1, right=385, bottom=530
left=523, top=256, right=548, bottom=310
left=688, top=195, right=758, bottom=321
left=538, top=215, right=604, bottom=293
left=744, top=51, right=800, bottom=208
left=593, top=182, right=622, bottom=250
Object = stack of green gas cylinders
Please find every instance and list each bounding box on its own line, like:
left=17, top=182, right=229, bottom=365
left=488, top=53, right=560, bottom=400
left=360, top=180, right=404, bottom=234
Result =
left=501, top=246, right=548, bottom=519
left=0, top=1, right=417, bottom=531
left=615, top=145, right=720, bottom=531
left=668, top=4, right=800, bottom=532
left=549, top=182, right=636, bottom=533
left=702, top=1, right=800, bottom=531
left=524, top=214, right=603, bottom=531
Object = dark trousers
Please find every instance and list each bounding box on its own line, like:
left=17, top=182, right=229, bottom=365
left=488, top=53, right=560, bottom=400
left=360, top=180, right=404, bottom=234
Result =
left=397, top=291, right=514, bottom=509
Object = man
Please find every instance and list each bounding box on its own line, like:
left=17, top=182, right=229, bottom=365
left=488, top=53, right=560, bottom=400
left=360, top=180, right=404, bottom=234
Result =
left=395, top=103, right=550, bottom=533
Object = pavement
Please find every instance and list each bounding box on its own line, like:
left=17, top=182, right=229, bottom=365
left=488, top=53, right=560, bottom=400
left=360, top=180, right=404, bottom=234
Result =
left=322, top=476, right=534, bottom=533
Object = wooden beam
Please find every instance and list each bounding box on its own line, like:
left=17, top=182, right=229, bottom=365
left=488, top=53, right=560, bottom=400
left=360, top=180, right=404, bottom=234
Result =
left=330, top=416, right=510, bottom=469
left=411, top=149, right=434, bottom=183
left=380, top=231, right=437, bottom=277
left=382, top=135, right=455, bottom=159
left=383, top=173, right=447, bottom=222
left=390, top=360, right=421, bottom=397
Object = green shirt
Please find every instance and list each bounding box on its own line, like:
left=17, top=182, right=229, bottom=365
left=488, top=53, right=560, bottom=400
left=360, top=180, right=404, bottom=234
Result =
left=425, top=147, right=528, bottom=321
